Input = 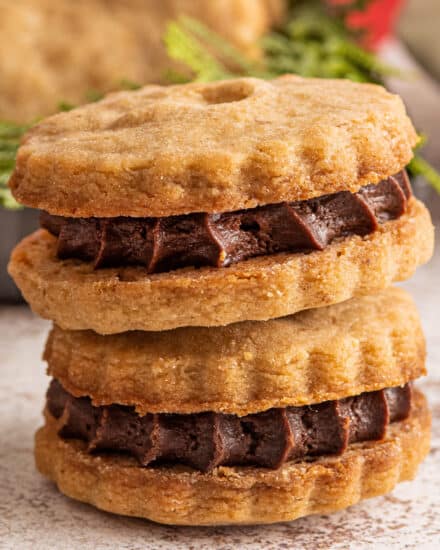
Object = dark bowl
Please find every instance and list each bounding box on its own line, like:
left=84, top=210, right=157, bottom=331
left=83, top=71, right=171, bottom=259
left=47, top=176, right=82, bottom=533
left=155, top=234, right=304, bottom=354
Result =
left=0, top=208, right=39, bottom=301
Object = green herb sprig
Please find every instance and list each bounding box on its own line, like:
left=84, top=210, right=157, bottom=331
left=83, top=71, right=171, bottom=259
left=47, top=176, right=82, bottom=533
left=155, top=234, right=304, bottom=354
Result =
left=262, top=6, right=398, bottom=83
left=0, top=122, right=29, bottom=209
left=164, top=7, right=397, bottom=84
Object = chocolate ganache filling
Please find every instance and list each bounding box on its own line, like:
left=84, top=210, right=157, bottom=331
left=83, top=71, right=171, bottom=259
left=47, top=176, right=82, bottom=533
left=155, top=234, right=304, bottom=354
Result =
left=40, top=171, right=411, bottom=274
left=47, top=380, right=412, bottom=472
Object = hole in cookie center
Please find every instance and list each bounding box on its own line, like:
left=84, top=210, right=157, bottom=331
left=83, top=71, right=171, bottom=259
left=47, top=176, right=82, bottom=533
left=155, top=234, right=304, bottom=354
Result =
left=202, top=82, right=253, bottom=104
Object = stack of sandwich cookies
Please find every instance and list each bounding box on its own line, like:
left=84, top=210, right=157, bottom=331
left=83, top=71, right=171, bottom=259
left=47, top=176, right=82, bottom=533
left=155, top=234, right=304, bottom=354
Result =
left=8, top=76, right=434, bottom=525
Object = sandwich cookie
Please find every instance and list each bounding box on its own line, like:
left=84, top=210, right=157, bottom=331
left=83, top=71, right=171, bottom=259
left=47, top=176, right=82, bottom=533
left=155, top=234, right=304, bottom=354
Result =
left=36, top=383, right=430, bottom=525
left=8, top=76, right=434, bottom=332
left=35, top=287, right=429, bottom=524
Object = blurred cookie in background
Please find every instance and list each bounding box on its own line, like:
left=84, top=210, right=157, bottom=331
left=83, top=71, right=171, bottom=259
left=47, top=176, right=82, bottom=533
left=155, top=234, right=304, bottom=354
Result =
left=0, top=0, right=285, bottom=122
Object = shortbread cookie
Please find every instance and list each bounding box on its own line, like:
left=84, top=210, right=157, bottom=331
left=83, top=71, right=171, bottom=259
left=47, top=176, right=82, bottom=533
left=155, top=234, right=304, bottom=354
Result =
left=35, top=391, right=430, bottom=525
left=45, top=288, right=425, bottom=415
left=10, top=76, right=417, bottom=217
left=9, top=198, right=434, bottom=332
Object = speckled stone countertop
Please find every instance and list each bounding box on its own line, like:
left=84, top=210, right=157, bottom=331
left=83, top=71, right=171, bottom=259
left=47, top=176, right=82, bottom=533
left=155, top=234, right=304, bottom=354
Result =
left=1, top=189, right=439, bottom=549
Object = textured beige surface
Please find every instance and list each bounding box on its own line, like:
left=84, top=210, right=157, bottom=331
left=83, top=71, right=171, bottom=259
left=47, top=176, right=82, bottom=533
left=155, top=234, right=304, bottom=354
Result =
left=10, top=75, right=418, bottom=217
left=0, top=0, right=285, bottom=122
left=45, top=288, right=426, bottom=415
left=8, top=199, right=434, bottom=333
left=34, top=391, right=430, bottom=526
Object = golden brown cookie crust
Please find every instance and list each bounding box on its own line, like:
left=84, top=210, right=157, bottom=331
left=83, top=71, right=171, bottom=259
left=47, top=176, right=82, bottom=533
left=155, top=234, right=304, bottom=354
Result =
left=45, top=288, right=426, bottom=415
left=35, top=391, right=431, bottom=526
left=10, top=76, right=417, bottom=217
left=9, top=199, right=434, bottom=333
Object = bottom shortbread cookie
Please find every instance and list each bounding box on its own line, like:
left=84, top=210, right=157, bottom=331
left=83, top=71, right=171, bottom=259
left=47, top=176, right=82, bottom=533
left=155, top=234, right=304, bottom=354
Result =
left=35, top=391, right=430, bottom=526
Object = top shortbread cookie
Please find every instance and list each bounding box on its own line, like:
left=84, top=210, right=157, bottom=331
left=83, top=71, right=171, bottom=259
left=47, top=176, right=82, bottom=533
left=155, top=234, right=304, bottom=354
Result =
left=10, top=75, right=417, bottom=217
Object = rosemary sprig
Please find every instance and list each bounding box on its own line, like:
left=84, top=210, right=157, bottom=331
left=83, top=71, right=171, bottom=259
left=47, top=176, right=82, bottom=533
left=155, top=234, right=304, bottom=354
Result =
left=164, top=19, right=235, bottom=82
left=0, top=121, right=29, bottom=209
left=408, top=155, right=440, bottom=194
left=164, top=7, right=397, bottom=84
left=406, top=134, right=440, bottom=192
left=177, top=16, right=261, bottom=76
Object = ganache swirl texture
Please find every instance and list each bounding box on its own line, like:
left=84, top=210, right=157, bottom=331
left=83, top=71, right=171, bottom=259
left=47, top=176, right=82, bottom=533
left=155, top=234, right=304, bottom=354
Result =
left=41, top=171, right=411, bottom=273
left=47, top=380, right=412, bottom=472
